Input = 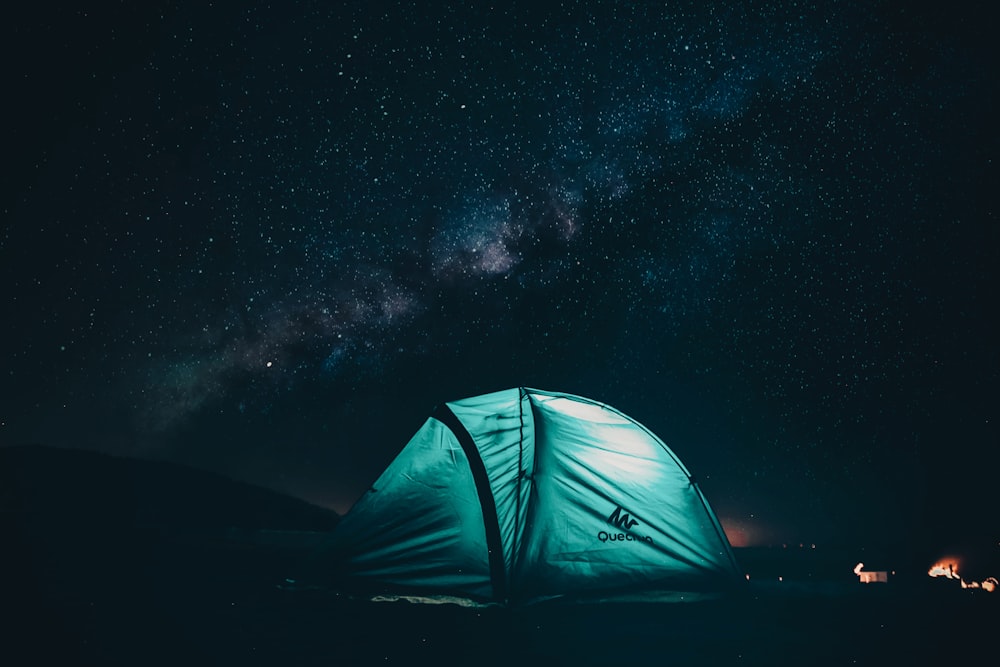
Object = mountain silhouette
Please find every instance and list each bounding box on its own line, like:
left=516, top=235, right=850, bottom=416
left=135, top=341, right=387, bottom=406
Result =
left=2, top=444, right=338, bottom=606
left=1, top=444, right=338, bottom=533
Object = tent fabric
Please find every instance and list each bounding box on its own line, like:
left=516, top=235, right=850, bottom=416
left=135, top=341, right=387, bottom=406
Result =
left=328, top=388, right=741, bottom=605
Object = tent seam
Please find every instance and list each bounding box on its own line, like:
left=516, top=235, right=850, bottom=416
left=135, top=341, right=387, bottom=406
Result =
left=432, top=404, right=507, bottom=604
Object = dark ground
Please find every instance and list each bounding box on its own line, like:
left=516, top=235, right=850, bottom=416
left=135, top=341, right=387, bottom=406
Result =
left=7, top=554, right=995, bottom=666
left=4, top=446, right=996, bottom=666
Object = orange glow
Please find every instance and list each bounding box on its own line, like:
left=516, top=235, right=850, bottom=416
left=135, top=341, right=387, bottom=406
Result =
left=927, top=556, right=996, bottom=592
left=719, top=517, right=750, bottom=547
left=927, top=557, right=961, bottom=580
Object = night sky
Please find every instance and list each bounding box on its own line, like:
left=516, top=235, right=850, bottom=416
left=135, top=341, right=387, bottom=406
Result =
left=2, top=1, right=996, bottom=551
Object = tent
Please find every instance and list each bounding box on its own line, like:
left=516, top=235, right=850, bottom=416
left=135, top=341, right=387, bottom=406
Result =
left=325, top=387, right=741, bottom=605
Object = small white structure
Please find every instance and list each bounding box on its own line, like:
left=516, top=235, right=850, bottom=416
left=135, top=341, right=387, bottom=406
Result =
left=854, top=562, right=888, bottom=583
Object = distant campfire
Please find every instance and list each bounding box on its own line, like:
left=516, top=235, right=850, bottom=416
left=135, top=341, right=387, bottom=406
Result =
left=927, top=557, right=997, bottom=592
left=853, top=562, right=888, bottom=583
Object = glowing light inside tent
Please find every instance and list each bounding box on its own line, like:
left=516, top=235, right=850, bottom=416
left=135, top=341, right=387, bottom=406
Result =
left=541, top=395, right=666, bottom=482
left=542, top=395, right=629, bottom=425
left=559, top=427, right=665, bottom=485
left=927, top=557, right=997, bottom=592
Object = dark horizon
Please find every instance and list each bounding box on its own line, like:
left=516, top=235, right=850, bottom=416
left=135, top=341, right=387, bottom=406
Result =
left=4, top=439, right=995, bottom=575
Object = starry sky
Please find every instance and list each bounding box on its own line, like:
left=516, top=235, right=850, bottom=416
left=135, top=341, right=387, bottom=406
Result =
left=2, top=1, right=996, bottom=551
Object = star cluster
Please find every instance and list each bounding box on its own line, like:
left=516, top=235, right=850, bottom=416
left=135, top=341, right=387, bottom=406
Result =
left=2, top=2, right=995, bottom=542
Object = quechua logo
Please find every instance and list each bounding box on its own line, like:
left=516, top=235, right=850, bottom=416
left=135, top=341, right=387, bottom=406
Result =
left=608, top=506, right=639, bottom=529
left=598, top=505, right=653, bottom=544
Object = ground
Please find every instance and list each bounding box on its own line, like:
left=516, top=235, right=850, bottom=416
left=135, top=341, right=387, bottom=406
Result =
left=7, top=537, right=994, bottom=666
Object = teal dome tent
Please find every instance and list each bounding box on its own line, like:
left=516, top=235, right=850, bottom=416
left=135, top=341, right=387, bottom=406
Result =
left=327, top=388, right=741, bottom=605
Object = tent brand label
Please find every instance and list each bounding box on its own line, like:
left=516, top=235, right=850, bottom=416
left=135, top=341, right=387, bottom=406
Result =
left=607, top=506, right=639, bottom=529
left=598, top=530, right=653, bottom=544
left=598, top=506, right=653, bottom=544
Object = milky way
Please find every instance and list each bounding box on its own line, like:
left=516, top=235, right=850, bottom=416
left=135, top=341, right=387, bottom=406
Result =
left=2, top=2, right=996, bottom=542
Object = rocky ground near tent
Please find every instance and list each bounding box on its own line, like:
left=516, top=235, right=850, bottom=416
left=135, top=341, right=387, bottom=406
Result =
left=4, top=446, right=996, bottom=666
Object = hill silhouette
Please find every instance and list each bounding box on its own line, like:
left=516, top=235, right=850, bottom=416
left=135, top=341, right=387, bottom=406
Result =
left=2, top=447, right=995, bottom=666
left=1, top=444, right=338, bottom=533
left=2, top=444, right=337, bottom=612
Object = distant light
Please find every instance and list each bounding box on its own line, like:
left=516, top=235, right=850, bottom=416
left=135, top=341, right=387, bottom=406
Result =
left=266, top=361, right=273, bottom=368
left=928, top=557, right=997, bottom=592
